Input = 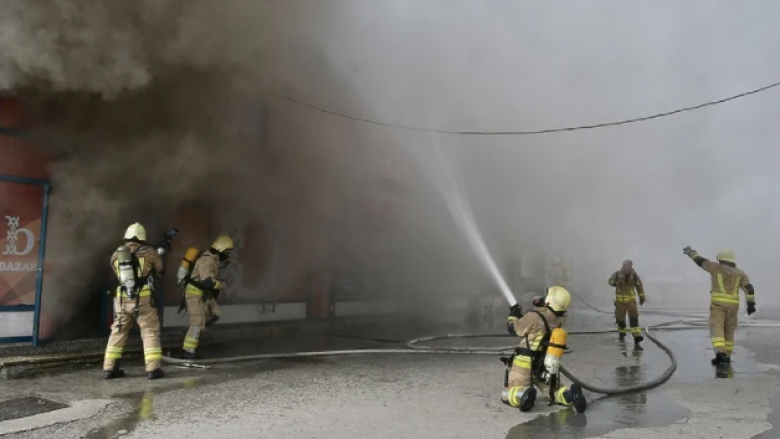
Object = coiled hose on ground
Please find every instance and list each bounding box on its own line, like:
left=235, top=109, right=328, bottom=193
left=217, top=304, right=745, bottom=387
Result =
left=161, top=292, right=780, bottom=396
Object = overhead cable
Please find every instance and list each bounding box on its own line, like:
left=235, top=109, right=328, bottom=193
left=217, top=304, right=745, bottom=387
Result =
left=282, top=79, right=780, bottom=136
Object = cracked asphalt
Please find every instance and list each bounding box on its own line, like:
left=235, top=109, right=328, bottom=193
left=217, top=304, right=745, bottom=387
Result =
left=1, top=311, right=779, bottom=439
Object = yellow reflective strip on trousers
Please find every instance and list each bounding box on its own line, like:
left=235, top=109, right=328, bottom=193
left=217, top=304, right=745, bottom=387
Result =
left=144, top=347, right=162, bottom=360
left=615, top=293, right=636, bottom=303
left=183, top=336, right=199, bottom=349
left=555, top=387, right=570, bottom=405
left=105, top=347, right=123, bottom=359
left=711, top=337, right=725, bottom=347
left=507, top=388, right=521, bottom=407
left=513, top=355, right=532, bottom=369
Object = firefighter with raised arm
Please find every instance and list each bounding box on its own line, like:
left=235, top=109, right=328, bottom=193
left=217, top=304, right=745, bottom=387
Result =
left=103, top=223, right=175, bottom=380
left=683, top=247, right=756, bottom=366
left=608, top=260, right=646, bottom=348
left=180, top=235, right=235, bottom=360
left=500, top=286, right=586, bottom=413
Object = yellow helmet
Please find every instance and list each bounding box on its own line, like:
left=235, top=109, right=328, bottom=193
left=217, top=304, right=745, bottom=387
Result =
left=716, top=250, right=735, bottom=264
left=211, top=235, right=235, bottom=253
left=123, top=223, right=147, bottom=242
left=545, top=286, right=571, bottom=313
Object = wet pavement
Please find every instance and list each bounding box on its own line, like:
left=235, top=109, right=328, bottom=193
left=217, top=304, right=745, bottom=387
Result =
left=0, top=397, right=68, bottom=422
left=0, top=312, right=779, bottom=438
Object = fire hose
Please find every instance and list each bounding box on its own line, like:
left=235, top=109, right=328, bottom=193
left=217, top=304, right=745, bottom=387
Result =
left=161, top=296, right=780, bottom=396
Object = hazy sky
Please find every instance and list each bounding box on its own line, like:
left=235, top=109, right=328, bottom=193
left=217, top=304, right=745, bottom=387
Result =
left=274, top=1, right=780, bottom=297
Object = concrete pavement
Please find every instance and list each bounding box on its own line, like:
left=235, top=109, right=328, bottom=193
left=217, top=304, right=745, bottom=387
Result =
left=0, top=311, right=779, bottom=438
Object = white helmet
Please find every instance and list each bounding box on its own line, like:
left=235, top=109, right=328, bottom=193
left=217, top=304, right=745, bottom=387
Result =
left=545, top=286, right=571, bottom=313
left=124, top=223, right=147, bottom=242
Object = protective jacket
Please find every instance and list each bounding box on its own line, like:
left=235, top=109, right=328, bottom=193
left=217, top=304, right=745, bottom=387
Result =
left=608, top=269, right=645, bottom=304
left=507, top=307, right=561, bottom=374
left=185, top=251, right=223, bottom=298
left=689, top=253, right=754, bottom=307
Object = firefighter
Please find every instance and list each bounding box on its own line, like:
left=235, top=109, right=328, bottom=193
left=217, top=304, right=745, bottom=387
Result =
left=501, top=286, right=587, bottom=413
left=683, top=247, right=756, bottom=366
left=181, top=235, right=235, bottom=360
left=608, top=260, right=646, bottom=347
left=548, top=258, right=571, bottom=289
left=104, top=223, right=165, bottom=380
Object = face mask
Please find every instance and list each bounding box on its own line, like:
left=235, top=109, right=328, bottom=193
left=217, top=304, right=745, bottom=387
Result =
left=219, top=251, right=236, bottom=269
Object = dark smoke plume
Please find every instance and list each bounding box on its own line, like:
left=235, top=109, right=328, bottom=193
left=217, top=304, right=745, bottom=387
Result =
left=0, top=0, right=400, bottom=326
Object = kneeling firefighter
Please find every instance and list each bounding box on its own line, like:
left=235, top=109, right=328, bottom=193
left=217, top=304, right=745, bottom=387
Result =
left=104, top=223, right=176, bottom=380
left=179, top=235, right=235, bottom=360
left=501, top=286, right=586, bottom=413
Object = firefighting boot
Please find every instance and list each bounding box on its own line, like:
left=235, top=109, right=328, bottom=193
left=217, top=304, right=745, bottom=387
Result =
left=617, top=323, right=626, bottom=342
left=519, top=387, right=537, bottom=412
left=147, top=368, right=164, bottom=380
left=563, top=384, right=587, bottom=413
left=103, top=363, right=125, bottom=380
left=182, top=350, right=201, bottom=361
left=711, top=353, right=727, bottom=366
left=633, top=335, right=644, bottom=351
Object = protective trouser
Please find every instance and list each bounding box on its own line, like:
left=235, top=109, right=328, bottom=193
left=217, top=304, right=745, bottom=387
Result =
left=502, top=354, right=575, bottom=408
left=104, top=294, right=162, bottom=372
left=615, top=300, right=642, bottom=339
left=183, top=291, right=221, bottom=354
left=709, top=302, right=738, bottom=356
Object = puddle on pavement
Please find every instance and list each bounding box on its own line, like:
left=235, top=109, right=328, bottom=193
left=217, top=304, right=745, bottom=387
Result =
left=81, top=368, right=261, bottom=439
left=506, top=327, right=773, bottom=439
left=0, top=396, right=69, bottom=422
left=633, top=330, right=774, bottom=383
left=752, top=390, right=780, bottom=439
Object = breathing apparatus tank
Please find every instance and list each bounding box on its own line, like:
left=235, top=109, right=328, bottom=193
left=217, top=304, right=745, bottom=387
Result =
left=540, top=327, right=568, bottom=384
left=176, top=247, right=200, bottom=286
left=116, top=245, right=137, bottom=299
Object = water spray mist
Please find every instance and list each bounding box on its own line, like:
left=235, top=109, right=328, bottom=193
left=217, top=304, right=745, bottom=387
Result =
left=405, top=134, right=517, bottom=306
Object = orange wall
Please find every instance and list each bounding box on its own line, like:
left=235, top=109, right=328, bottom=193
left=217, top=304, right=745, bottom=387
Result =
left=0, top=96, right=51, bottom=306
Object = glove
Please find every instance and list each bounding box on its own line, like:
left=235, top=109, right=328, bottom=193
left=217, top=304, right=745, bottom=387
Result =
left=639, top=297, right=645, bottom=306
left=747, top=301, right=756, bottom=316
left=163, top=229, right=179, bottom=241
left=683, top=246, right=693, bottom=256
left=509, top=304, right=522, bottom=319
